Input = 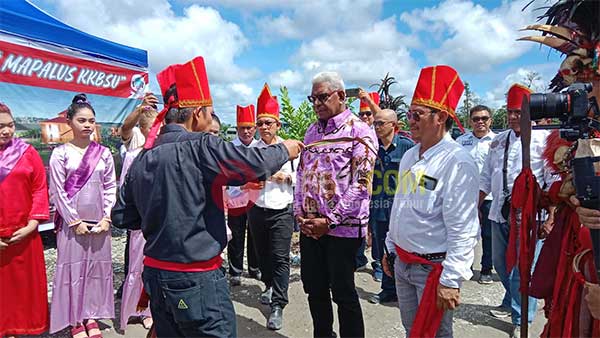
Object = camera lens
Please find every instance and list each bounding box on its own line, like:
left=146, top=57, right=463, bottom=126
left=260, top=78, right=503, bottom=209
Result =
left=530, top=93, right=569, bottom=120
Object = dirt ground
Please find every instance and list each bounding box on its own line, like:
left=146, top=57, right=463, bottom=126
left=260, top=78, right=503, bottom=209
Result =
left=36, top=230, right=546, bottom=338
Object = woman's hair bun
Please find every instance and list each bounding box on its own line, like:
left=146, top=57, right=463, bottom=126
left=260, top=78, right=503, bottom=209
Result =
left=72, top=93, right=88, bottom=104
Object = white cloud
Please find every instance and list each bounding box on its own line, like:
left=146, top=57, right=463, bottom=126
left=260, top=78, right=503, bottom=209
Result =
left=253, top=0, right=384, bottom=41
left=268, top=70, right=304, bottom=89
left=211, top=82, right=256, bottom=123
left=287, top=16, right=420, bottom=97
left=483, top=64, right=557, bottom=108
left=52, top=0, right=257, bottom=83
left=400, top=0, right=537, bottom=74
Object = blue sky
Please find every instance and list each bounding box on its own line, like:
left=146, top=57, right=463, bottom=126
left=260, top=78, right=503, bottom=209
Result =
left=30, top=0, right=565, bottom=124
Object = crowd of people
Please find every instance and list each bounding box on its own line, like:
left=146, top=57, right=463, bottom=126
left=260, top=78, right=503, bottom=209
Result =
left=2, top=4, right=600, bottom=335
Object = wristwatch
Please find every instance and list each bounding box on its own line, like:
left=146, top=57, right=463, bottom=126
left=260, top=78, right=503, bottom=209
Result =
left=327, top=218, right=337, bottom=230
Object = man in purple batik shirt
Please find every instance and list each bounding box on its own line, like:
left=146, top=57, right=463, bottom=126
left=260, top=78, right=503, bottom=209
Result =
left=294, top=71, right=377, bottom=338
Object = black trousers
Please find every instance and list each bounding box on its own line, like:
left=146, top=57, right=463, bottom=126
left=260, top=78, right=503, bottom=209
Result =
left=248, top=204, right=293, bottom=308
left=227, top=208, right=259, bottom=276
left=300, top=234, right=365, bottom=338
left=143, top=267, right=237, bottom=338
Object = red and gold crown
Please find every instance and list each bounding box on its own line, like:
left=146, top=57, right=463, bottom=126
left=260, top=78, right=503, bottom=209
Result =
left=506, top=84, right=533, bottom=111
left=236, top=104, right=255, bottom=127
left=411, top=65, right=465, bottom=130
left=360, top=92, right=380, bottom=112
left=256, top=83, right=279, bottom=121
left=175, top=56, right=212, bottom=108
left=156, top=64, right=181, bottom=98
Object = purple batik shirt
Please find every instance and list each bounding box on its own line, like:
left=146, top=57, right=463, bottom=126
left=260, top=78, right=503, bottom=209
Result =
left=293, top=109, right=377, bottom=238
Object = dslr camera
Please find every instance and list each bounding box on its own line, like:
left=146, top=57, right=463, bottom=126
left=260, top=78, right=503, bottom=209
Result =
left=530, top=82, right=600, bottom=210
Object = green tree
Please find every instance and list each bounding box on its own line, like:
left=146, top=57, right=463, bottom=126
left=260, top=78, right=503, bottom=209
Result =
left=372, top=73, right=409, bottom=127
left=457, top=82, right=481, bottom=128
left=279, top=86, right=317, bottom=141
left=492, top=106, right=507, bottom=130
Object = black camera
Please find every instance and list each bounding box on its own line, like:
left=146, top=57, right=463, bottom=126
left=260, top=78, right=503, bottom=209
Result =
left=530, top=83, right=599, bottom=140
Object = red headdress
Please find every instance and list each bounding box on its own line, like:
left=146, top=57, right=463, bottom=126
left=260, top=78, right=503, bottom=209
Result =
left=144, top=57, right=212, bottom=149
left=360, top=92, right=380, bottom=112
left=236, top=104, right=255, bottom=127
left=507, top=84, right=533, bottom=111
left=411, top=65, right=465, bottom=132
left=256, top=83, right=279, bottom=121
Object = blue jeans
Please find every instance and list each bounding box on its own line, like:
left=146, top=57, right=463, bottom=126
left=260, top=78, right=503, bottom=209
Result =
left=371, top=220, right=396, bottom=295
left=491, top=221, right=542, bottom=325
left=142, top=266, right=237, bottom=337
left=480, top=201, right=493, bottom=273
left=394, top=256, right=453, bottom=338
left=355, top=238, right=368, bottom=268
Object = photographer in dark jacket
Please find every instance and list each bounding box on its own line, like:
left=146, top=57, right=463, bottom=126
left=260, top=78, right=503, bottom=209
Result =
left=112, top=57, right=303, bottom=337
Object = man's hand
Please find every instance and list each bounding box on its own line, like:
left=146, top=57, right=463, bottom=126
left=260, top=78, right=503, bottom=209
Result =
left=74, top=222, right=91, bottom=236
left=382, top=253, right=393, bottom=277
left=243, top=181, right=264, bottom=190
left=358, top=88, right=371, bottom=103
left=570, top=196, right=600, bottom=229
left=141, top=93, right=159, bottom=108
left=282, top=140, right=304, bottom=160
left=299, top=217, right=329, bottom=239
left=538, top=217, right=554, bottom=239
left=584, top=282, right=600, bottom=320
left=437, top=284, right=460, bottom=311
left=271, top=172, right=291, bottom=185
left=8, top=223, right=37, bottom=244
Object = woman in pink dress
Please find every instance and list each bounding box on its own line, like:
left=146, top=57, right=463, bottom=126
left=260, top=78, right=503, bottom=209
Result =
left=48, top=94, right=117, bottom=338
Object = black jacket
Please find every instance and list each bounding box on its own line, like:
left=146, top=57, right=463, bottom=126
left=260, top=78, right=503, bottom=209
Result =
left=112, top=124, right=289, bottom=263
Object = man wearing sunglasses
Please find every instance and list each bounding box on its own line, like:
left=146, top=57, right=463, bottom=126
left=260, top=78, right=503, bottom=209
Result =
left=384, top=65, right=480, bottom=338
left=456, top=105, right=496, bottom=285
left=246, top=84, right=298, bottom=331
left=368, top=109, right=414, bottom=305
left=357, top=89, right=381, bottom=128
left=295, top=71, right=377, bottom=338
left=479, top=84, right=556, bottom=338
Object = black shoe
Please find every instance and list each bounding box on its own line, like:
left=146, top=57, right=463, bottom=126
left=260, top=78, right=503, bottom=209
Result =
left=267, top=306, right=283, bottom=330
left=249, top=269, right=262, bottom=281
left=260, top=287, right=272, bottom=305
left=368, top=292, right=397, bottom=304
left=230, top=275, right=242, bottom=286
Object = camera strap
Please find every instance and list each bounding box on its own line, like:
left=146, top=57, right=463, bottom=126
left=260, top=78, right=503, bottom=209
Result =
left=502, top=133, right=511, bottom=197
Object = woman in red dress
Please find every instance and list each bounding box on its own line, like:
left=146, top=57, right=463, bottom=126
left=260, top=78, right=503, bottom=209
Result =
left=0, top=103, right=50, bottom=337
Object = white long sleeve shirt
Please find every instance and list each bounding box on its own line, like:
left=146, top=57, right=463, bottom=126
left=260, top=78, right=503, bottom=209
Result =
left=456, top=130, right=496, bottom=201
left=386, top=137, right=480, bottom=289
left=251, top=136, right=298, bottom=210
left=225, top=137, right=259, bottom=209
left=479, top=129, right=556, bottom=223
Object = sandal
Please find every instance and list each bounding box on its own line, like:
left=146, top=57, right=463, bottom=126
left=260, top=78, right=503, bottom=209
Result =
left=84, top=320, right=102, bottom=338
left=71, top=324, right=89, bottom=338
left=141, top=316, right=153, bottom=330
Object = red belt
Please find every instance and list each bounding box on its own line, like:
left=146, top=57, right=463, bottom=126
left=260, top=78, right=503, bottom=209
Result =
left=395, top=245, right=445, bottom=338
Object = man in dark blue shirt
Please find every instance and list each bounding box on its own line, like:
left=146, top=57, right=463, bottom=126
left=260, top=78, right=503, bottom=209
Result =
left=368, top=109, right=414, bottom=304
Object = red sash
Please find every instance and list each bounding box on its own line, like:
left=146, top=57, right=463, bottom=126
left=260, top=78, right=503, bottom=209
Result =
left=395, top=245, right=444, bottom=338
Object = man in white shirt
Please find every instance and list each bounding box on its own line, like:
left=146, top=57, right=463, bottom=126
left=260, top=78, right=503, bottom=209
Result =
left=479, top=84, right=555, bottom=338
left=225, top=105, right=261, bottom=286
left=456, top=105, right=496, bottom=284
left=384, top=65, right=480, bottom=338
left=246, top=84, right=298, bottom=331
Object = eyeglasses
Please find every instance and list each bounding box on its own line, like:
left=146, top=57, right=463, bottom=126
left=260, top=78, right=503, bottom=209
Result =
left=407, top=109, right=436, bottom=122
left=307, top=91, right=337, bottom=104
left=358, top=111, right=372, bottom=117
left=471, top=116, right=490, bottom=122
left=373, top=120, right=391, bottom=127
left=256, top=120, right=277, bottom=127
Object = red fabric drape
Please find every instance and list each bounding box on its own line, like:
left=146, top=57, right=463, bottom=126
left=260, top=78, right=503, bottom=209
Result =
left=395, top=245, right=444, bottom=338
